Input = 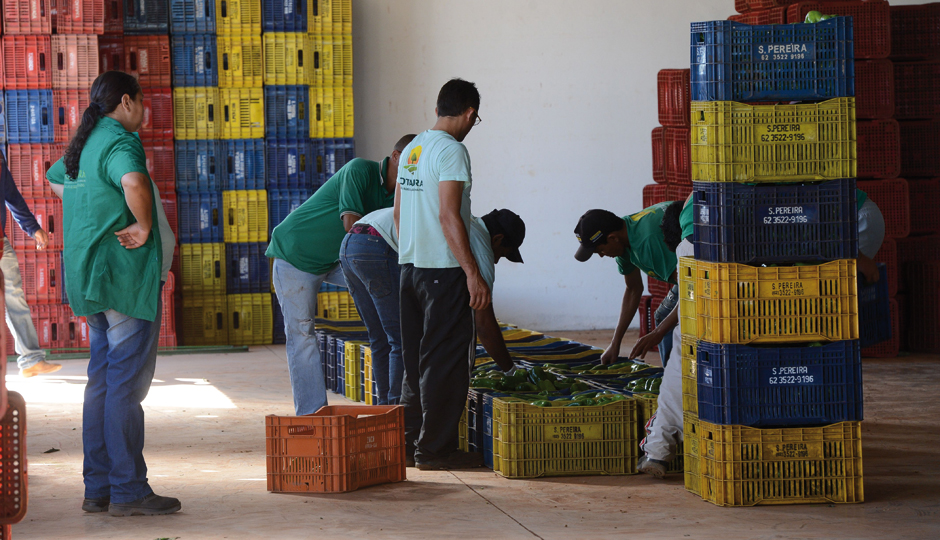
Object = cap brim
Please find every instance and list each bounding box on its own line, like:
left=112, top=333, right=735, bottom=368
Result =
left=574, top=243, right=594, bottom=262
left=506, top=247, right=523, bottom=264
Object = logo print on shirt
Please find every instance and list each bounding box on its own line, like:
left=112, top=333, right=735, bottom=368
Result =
left=404, top=146, right=422, bottom=173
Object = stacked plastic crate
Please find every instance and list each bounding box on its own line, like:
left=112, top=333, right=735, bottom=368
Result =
left=681, top=15, right=867, bottom=506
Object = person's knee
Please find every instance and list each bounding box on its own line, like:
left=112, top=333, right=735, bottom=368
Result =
left=295, top=318, right=316, bottom=337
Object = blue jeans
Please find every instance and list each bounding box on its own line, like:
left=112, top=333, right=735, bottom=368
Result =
left=272, top=258, right=346, bottom=416
left=654, top=284, right=680, bottom=368
left=2, top=237, right=47, bottom=369
left=82, top=284, right=163, bottom=503
left=339, top=233, right=403, bottom=405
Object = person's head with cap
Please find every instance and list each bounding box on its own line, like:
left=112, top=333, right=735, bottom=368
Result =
left=482, top=209, right=526, bottom=264
left=573, top=209, right=628, bottom=262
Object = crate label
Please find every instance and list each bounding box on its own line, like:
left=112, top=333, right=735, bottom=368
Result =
left=698, top=205, right=709, bottom=225
left=754, top=42, right=815, bottom=62
left=197, top=154, right=208, bottom=179
left=195, top=0, right=206, bottom=18
left=756, top=204, right=818, bottom=225
left=763, top=441, right=824, bottom=460
left=765, top=280, right=808, bottom=297
left=72, top=0, right=82, bottom=20
left=287, top=151, right=298, bottom=176
left=239, top=256, right=249, bottom=280
left=283, top=1, right=294, bottom=15
left=195, top=46, right=206, bottom=73
left=200, top=207, right=211, bottom=231
left=757, top=122, right=817, bottom=144
left=234, top=154, right=246, bottom=180
left=139, top=50, right=150, bottom=73
left=287, top=97, right=297, bottom=121
left=543, top=424, right=603, bottom=441
left=761, top=365, right=823, bottom=386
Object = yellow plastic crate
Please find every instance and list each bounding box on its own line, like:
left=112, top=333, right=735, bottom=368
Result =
left=309, top=86, right=352, bottom=138
left=343, top=340, right=365, bottom=401
left=362, top=345, right=374, bottom=405
left=689, top=259, right=859, bottom=345
left=325, top=291, right=359, bottom=321
left=694, top=419, right=863, bottom=506
left=219, top=88, right=265, bottom=139
left=216, top=0, right=261, bottom=36
left=691, top=98, right=857, bottom=183
left=228, top=293, right=273, bottom=346
left=308, top=34, right=351, bottom=87
left=264, top=32, right=309, bottom=86
left=678, top=257, right=697, bottom=339
left=181, top=295, right=228, bottom=345
left=218, top=36, right=264, bottom=88
left=181, top=243, right=226, bottom=294
left=309, top=0, right=348, bottom=35
left=223, top=190, right=269, bottom=243
left=683, top=413, right=701, bottom=497
left=680, top=334, right=697, bottom=416
left=173, top=87, right=222, bottom=140
left=492, top=396, right=638, bottom=478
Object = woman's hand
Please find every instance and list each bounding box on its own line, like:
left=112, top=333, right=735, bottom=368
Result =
left=115, top=223, right=150, bottom=249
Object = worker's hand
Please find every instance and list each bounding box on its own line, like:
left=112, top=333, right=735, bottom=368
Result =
left=629, top=327, right=665, bottom=360
left=858, top=256, right=880, bottom=284
left=115, top=223, right=151, bottom=249
left=467, top=272, right=492, bottom=311
left=33, top=229, right=49, bottom=250
left=601, top=344, right=620, bottom=366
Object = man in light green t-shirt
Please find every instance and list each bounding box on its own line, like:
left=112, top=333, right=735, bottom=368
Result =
left=267, top=134, right=416, bottom=416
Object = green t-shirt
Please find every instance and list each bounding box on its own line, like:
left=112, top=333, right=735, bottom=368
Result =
left=46, top=116, right=164, bottom=322
left=615, top=202, right=679, bottom=284
left=266, top=157, right=394, bottom=275
left=679, top=199, right=694, bottom=240
left=856, top=189, right=867, bottom=211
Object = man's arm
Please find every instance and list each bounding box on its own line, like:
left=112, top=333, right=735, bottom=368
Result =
left=115, top=172, right=153, bottom=250
left=439, top=181, right=490, bottom=310
left=475, top=304, right=514, bottom=372
left=602, top=268, right=644, bottom=365
left=341, top=213, right=361, bottom=232
left=629, top=303, right=678, bottom=360
left=2, top=161, right=42, bottom=238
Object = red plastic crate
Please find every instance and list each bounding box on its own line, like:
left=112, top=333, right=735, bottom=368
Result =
left=139, top=88, right=174, bottom=140
left=160, top=271, right=176, bottom=345
left=735, top=0, right=799, bottom=13
left=862, top=298, right=899, bottom=358
left=904, top=262, right=940, bottom=353
left=855, top=59, right=894, bottom=119
left=97, top=35, right=125, bottom=73
left=144, top=140, right=175, bottom=191
left=908, top=178, right=940, bottom=236
left=17, top=251, right=64, bottom=305
left=638, top=295, right=653, bottom=338
left=896, top=235, right=940, bottom=293
left=124, top=35, right=172, bottom=88
left=56, top=0, right=105, bottom=34
left=786, top=1, right=891, bottom=59
left=651, top=127, right=666, bottom=184
left=0, top=391, right=28, bottom=525
left=53, top=89, right=90, bottom=143
left=665, top=127, right=690, bottom=185
left=162, top=192, right=178, bottom=238
left=642, top=183, right=668, bottom=209
left=893, top=61, right=940, bottom=119
left=103, top=0, right=122, bottom=34
left=728, top=6, right=788, bottom=24
left=890, top=3, right=940, bottom=61
left=170, top=245, right=181, bottom=296
left=266, top=405, right=406, bottom=493
left=899, top=120, right=940, bottom=178
left=52, top=35, right=99, bottom=90
left=2, top=35, right=53, bottom=89
left=873, top=236, right=898, bottom=297
left=31, top=304, right=73, bottom=349
left=2, top=0, right=53, bottom=34
left=6, top=143, right=66, bottom=198
left=856, top=119, right=900, bottom=179
left=858, top=178, right=910, bottom=239
left=648, top=276, right=672, bottom=300
left=0, top=285, right=5, bottom=419
left=6, top=198, right=63, bottom=250
left=657, top=69, right=690, bottom=128
left=667, top=183, right=692, bottom=204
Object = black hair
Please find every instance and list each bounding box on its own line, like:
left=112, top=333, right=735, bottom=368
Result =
left=63, top=71, right=142, bottom=179
left=661, top=201, right=685, bottom=252
left=436, top=78, right=480, bottom=117
left=394, top=134, right=418, bottom=153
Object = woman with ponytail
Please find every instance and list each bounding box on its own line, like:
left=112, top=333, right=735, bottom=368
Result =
left=46, top=71, right=180, bottom=517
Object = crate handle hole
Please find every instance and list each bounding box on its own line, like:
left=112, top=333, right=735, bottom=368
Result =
left=206, top=51, right=213, bottom=70
left=48, top=215, right=55, bottom=235
left=58, top=106, right=66, bottom=126
left=41, top=0, right=47, bottom=17
left=209, top=156, right=216, bottom=174
left=212, top=208, right=219, bottom=226
left=216, top=312, right=223, bottom=330
left=127, top=0, right=135, bottom=17
left=222, top=53, right=229, bottom=71
left=208, top=104, right=214, bottom=122
left=298, top=50, right=304, bottom=68
left=42, top=106, right=50, bottom=126
left=215, top=260, right=221, bottom=279
left=221, top=1, right=227, bottom=18
left=50, top=268, right=56, bottom=288
left=224, top=105, right=230, bottom=122
left=232, top=312, right=240, bottom=329
left=316, top=103, right=321, bottom=121
left=314, top=51, right=320, bottom=69
left=129, top=52, right=138, bottom=72
left=57, top=53, right=64, bottom=72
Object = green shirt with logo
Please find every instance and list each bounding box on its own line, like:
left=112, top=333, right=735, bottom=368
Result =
left=266, top=157, right=394, bottom=275
left=615, top=202, right=679, bottom=284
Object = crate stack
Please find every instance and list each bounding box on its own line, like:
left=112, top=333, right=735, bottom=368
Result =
left=680, top=14, right=868, bottom=506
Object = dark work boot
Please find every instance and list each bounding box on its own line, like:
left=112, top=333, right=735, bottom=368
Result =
left=108, top=493, right=181, bottom=517
left=82, top=497, right=110, bottom=513
left=415, top=450, right=484, bottom=471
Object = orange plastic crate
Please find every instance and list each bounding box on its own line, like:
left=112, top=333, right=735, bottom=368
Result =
left=0, top=392, right=28, bottom=525
left=17, top=251, right=63, bottom=305
left=6, top=143, right=66, bottom=198
left=6, top=198, right=63, bottom=251
left=2, top=35, right=53, bottom=89
left=29, top=304, right=72, bottom=349
left=139, top=87, right=174, bottom=140
left=124, top=35, right=171, bottom=88
left=53, top=89, right=90, bottom=143
left=2, top=0, right=53, bottom=34
left=56, top=0, right=106, bottom=34
left=97, top=35, right=125, bottom=73
left=144, top=140, right=175, bottom=191
left=266, top=405, right=406, bottom=493
left=52, top=35, right=100, bottom=89
left=103, top=0, right=123, bottom=33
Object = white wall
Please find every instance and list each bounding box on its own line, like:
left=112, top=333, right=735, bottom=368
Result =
left=350, top=0, right=918, bottom=330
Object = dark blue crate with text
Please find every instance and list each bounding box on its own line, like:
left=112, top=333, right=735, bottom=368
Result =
left=176, top=140, right=224, bottom=192
left=226, top=242, right=270, bottom=294
left=5, top=90, right=54, bottom=144
left=265, top=86, right=309, bottom=140
left=267, top=139, right=315, bottom=190
left=268, top=188, right=312, bottom=232
left=171, top=35, right=219, bottom=87
left=859, top=263, right=890, bottom=348
left=222, top=139, right=265, bottom=190
left=263, top=0, right=306, bottom=32
left=124, top=0, right=170, bottom=34
left=170, top=0, right=216, bottom=33
left=178, top=191, right=223, bottom=243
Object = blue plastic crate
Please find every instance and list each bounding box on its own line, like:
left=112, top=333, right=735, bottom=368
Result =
left=268, top=188, right=312, bottom=232
left=859, top=264, right=890, bottom=348
left=327, top=335, right=339, bottom=392
left=335, top=337, right=346, bottom=394
left=266, top=139, right=315, bottom=190
left=482, top=393, right=496, bottom=469
left=170, top=0, right=216, bottom=33
left=178, top=191, right=224, bottom=243
left=171, top=35, right=219, bottom=87
left=693, top=178, right=859, bottom=264
left=466, top=389, right=489, bottom=454
left=262, top=0, right=306, bottom=32
left=264, top=86, right=310, bottom=140
left=696, top=340, right=864, bottom=427
left=0, top=94, right=6, bottom=145
left=691, top=17, right=855, bottom=102
left=124, top=0, right=170, bottom=34
left=175, top=140, right=225, bottom=192
left=5, top=90, right=54, bottom=144
left=222, top=139, right=265, bottom=190
left=319, top=283, right=346, bottom=293
left=321, top=138, right=356, bottom=183
left=225, top=242, right=270, bottom=293
left=273, top=294, right=285, bottom=344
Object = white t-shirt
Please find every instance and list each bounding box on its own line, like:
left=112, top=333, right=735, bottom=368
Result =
left=151, top=182, right=175, bottom=281
left=397, top=130, right=472, bottom=268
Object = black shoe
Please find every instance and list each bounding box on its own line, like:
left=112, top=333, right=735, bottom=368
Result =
left=415, top=451, right=484, bottom=471
left=108, top=493, right=181, bottom=517
left=82, top=497, right=110, bottom=513
left=405, top=457, right=416, bottom=467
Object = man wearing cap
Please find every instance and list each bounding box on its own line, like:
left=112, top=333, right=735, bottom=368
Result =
left=338, top=208, right=525, bottom=414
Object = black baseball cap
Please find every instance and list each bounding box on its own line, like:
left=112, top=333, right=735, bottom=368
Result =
left=574, top=209, right=624, bottom=262
left=482, top=209, right=525, bottom=263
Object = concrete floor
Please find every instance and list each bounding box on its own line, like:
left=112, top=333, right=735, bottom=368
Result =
left=4, top=329, right=940, bottom=540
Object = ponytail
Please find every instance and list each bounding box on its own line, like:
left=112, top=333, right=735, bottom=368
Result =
left=63, top=71, right=143, bottom=180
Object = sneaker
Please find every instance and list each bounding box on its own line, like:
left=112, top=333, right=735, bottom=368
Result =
left=637, top=455, right=668, bottom=479
left=415, top=451, right=484, bottom=471
left=108, top=493, right=181, bottom=517
left=82, top=497, right=110, bottom=513
left=20, top=360, right=63, bottom=378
